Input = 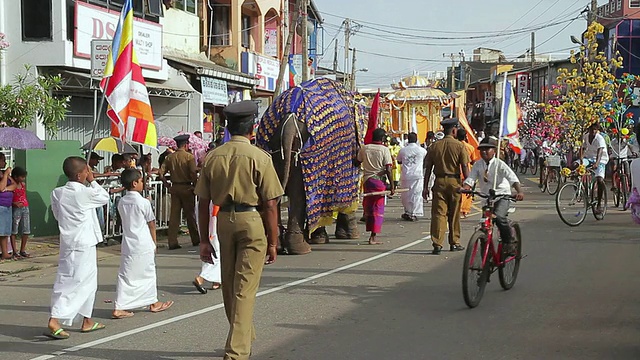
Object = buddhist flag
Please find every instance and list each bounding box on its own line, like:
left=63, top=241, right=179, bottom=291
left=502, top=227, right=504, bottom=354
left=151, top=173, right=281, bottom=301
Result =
left=364, top=90, right=380, bottom=145
left=100, top=0, right=157, bottom=148
left=500, top=78, right=522, bottom=154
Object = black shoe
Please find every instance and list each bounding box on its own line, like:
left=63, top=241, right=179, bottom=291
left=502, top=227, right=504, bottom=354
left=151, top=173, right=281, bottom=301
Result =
left=450, top=244, right=465, bottom=252
left=401, top=213, right=411, bottom=221
left=503, top=242, right=517, bottom=257
left=168, top=244, right=182, bottom=250
left=432, top=246, right=442, bottom=255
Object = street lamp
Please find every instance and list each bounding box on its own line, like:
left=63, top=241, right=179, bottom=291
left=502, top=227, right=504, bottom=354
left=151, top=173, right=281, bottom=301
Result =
left=352, top=68, right=369, bottom=91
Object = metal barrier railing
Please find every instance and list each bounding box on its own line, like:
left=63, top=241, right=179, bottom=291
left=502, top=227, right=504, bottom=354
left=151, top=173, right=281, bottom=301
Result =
left=97, top=174, right=174, bottom=239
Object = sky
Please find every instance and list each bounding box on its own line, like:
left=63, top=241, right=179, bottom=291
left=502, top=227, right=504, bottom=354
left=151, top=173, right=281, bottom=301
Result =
left=313, top=0, right=598, bottom=88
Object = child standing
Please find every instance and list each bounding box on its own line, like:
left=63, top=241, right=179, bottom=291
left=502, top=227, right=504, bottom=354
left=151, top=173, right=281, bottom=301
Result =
left=112, top=168, right=173, bottom=319
left=47, top=157, right=110, bottom=339
left=11, top=167, right=30, bottom=258
left=0, top=152, right=16, bottom=260
left=192, top=203, right=222, bottom=294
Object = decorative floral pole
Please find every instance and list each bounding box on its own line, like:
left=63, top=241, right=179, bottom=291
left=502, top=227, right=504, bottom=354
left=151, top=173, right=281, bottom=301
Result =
left=602, top=73, right=637, bottom=154
left=544, top=22, right=623, bottom=149
left=0, top=34, right=69, bottom=135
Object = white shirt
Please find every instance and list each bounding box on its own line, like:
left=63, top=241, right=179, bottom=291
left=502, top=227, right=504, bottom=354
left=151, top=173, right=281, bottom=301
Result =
left=357, top=144, right=393, bottom=181
left=464, top=158, right=520, bottom=196
left=610, top=137, right=631, bottom=159
left=582, top=132, right=609, bottom=164
left=51, top=181, right=110, bottom=251
left=117, top=191, right=156, bottom=255
left=396, top=143, right=428, bottom=180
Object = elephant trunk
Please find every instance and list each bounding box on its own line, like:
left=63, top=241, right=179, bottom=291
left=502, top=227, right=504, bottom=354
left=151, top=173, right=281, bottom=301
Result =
left=280, top=113, right=298, bottom=191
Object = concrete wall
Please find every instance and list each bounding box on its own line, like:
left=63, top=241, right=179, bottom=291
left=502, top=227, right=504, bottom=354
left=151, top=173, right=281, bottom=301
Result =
left=161, top=7, right=201, bottom=55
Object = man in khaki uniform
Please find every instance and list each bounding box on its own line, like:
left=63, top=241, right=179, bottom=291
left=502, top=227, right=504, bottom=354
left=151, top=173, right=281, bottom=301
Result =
left=423, top=118, right=470, bottom=255
left=159, top=134, right=200, bottom=249
left=196, top=100, right=282, bottom=360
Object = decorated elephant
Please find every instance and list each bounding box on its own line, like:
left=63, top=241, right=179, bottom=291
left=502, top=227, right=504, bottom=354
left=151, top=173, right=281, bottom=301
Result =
left=256, top=78, right=366, bottom=255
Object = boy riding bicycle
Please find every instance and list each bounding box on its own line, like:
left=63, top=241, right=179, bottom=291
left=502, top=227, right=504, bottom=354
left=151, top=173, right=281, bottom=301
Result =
left=580, top=123, right=609, bottom=215
left=460, top=137, right=525, bottom=255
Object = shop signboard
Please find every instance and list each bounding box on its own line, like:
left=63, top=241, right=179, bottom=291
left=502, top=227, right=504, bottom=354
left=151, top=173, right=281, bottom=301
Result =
left=75, top=1, right=163, bottom=70
left=241, top=53, right=280, bottom=92
left=90, top=40, right=111, bottom=79
left=201, top=77, right=229, bottom=106
left=516, top=72, right=530, bottom=100
left=484, top=91, right=494, bottom=117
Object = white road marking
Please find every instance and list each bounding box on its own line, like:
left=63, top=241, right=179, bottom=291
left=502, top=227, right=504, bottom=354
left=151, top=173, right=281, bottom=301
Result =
left=30, top=237, right=429, bottom=360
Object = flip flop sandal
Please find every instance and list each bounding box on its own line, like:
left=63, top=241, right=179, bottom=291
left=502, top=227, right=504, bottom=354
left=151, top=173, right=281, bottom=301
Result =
left=192, top=280, right=208, bottom=294
left=81, top=322, right=106, bottom=333
left=150, top=301, right=174, bottom=313
left=211, top=283, right=221, bottom=290
left=112, top=312, right=135, bottom=319
left=45, top=328, right=70, bottom=340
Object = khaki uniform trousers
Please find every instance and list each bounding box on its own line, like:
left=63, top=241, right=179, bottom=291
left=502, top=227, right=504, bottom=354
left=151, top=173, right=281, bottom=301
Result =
left=430, top=177, right=463, bottom=248
left=168, top=185, right=200, bottom=247
left=217, top=210, right=267, bottom=360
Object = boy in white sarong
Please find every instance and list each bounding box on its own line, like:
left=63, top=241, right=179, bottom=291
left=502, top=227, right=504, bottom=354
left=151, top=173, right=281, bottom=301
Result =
left=47, top=157, right=110, bottom=340
left=112, top=169, right=173, bottom=319
left=193, top=203, right=221, bottom=294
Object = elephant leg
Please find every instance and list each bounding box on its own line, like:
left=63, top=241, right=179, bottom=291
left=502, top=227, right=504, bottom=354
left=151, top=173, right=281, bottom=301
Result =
left=285, top=167, right=311, bottom=255
left=310, top=226, right=329, bottom=244
left=335, top=212, right=359, bottom=239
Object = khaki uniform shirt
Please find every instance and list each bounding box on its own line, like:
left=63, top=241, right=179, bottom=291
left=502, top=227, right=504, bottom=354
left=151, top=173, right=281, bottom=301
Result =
left=159, top=149, right=197, bottom=183
left=195, top=136, right=284, bottom=206
left=425, top=135, right=469, bottom=177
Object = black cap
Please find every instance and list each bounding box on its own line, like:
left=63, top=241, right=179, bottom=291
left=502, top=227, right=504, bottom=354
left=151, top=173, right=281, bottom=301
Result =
left=90, top=151, right=104, bottom=160
left=174, top=134, right=190, bottom=143
left=440, top=118, right=460, bottom=127
left=223, top=100, right=258, bottom=124
left=478, top=136, right=498, bottom=149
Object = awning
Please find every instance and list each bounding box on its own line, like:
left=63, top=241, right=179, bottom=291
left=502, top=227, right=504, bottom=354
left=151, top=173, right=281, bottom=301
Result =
left=164, top=54, right=258, bottom=88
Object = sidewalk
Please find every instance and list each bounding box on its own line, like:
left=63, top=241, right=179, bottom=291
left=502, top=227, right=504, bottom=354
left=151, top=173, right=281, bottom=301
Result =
left=0, top=231, right=196, bottom=279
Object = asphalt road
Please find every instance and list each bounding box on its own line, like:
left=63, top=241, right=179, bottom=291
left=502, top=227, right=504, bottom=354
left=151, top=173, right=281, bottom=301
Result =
left=0, top=176, right=639, bottom=360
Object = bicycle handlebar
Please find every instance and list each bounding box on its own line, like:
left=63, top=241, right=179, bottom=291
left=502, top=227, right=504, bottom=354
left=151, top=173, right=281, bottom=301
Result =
left=458, top=189, right=518, bottom=201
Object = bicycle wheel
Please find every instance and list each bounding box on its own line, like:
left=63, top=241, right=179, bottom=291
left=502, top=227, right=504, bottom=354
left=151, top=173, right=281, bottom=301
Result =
left=622, top=175, right=630, bottom=210
left=546, top=168, right=561, bottom=196
left=499, top=222, right=522, bottom=290
left=556, top=182, right=588, bottom=226
left=591, top=180, right=608, bottom=220
left=462, top=231, right=490, bottom=308
left=612, top=173, right=621, bottom=208
left=530, top=162, right=538, bottom=175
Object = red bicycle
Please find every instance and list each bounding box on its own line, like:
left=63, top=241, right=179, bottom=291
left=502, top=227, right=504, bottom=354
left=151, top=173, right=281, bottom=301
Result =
left=460, top=189, right=522, bottom=308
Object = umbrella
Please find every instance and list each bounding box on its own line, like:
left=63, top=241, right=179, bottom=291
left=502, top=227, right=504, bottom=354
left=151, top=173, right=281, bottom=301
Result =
left=0, top=127, right=45, bottom=149
left=82, top=137, right=137, bottom=154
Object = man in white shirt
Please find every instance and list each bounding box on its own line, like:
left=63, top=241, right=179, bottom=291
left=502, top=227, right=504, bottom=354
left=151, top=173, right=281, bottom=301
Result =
left=461, top=137, right=524, bottom=254
left=580, top=123, right=609, bottom=214
left=396, top=132, right=428, bottom=221
left=47, top=157, right=110, bottom=339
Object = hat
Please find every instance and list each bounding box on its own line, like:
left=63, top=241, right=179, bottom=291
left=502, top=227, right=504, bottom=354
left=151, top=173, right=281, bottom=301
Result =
left=478, top=136, right=498, bottom=149
left=435, top=132, right=445, bottom=140
left=440, top=118, right=460, bottom=128
left=174, top=134, right=190, bottom=144
left=90, top=151, right=104, bottom=160
left=223, top=100, right=258, bottom=123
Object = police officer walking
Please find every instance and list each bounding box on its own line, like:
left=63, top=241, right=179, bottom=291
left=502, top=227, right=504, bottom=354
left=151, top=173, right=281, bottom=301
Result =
left=195, top=100, right=282, bottom=360
left=423, top=118, right=470, bottom=255
left=159, top=134, right=200, bottom=249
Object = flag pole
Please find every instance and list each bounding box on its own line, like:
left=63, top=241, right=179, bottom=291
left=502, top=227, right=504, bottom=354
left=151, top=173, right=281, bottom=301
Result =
left=86, top=78, right=110, bottom=162
left=494, top=72, right=508, bottom=190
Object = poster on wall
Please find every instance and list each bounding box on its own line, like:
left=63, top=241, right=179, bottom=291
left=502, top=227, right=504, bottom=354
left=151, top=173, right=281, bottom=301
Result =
left=228, top=90, right=243, bottom=104
left=264, top=29, right=278, bottom=58
left=254, top=98, right=270, bottom=122
left=288, top=54, right=317, bottom=87
left=241, top=53, right=280, bottom=92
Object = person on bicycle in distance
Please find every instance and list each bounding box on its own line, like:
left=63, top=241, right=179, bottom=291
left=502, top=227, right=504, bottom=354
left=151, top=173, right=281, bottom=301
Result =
left=537, top=133, right=554, bottom=188
left=580, top=122, right=609, bottom=215
left=460, top=137, right=524, bottom=254
left=608, top=127, right=635, bottom=191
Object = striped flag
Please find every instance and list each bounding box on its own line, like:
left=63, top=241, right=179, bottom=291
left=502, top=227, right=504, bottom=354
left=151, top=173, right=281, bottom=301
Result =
left=501, top=79, right=522, bottom=154
left=100, top=0, right=157, bottom=148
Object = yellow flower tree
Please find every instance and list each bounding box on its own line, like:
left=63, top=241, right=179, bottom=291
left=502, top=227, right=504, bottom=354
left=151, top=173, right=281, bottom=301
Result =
left=544, top=22, right=624, bottom=148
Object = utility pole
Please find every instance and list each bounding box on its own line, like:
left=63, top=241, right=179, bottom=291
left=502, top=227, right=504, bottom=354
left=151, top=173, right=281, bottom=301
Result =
left=343, top=18, right=351, bottom=88
left=333, top=39, right=338, bottom=75
left=588, top=0, right=598, bottom=24
left=301, top=0, right=310, bottom=82
left=444, top=53, right=458, bottom=91
left=275, top=0, right=301, bottom=96
left=530, top=32, right=536, bottom=68
left=351, top=48, right=357, bottom=91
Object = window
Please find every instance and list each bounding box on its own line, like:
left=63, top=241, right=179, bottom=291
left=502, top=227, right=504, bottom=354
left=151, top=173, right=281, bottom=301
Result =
left=145, top=0, right=163, bottom=16
left=174, top=0, right=197, bottom=14
left=241, top=14, right=251, bottom=48
left=618, top=0, right=623, bottom=11
left=21, top=0, right=52, bottom=40
left=208, top=4, right=230, bottom=46
left=631, top=0, right=640, bottom=8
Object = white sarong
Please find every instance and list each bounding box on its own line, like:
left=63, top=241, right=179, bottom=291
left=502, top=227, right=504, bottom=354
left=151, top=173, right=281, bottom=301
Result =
left=401, top=178, right=424, bottom=217
left=50, top=246, right=98, bottom=326
left=115, top=252, right=158, bottom=310
left=199, top=209, right=221, bottom=283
